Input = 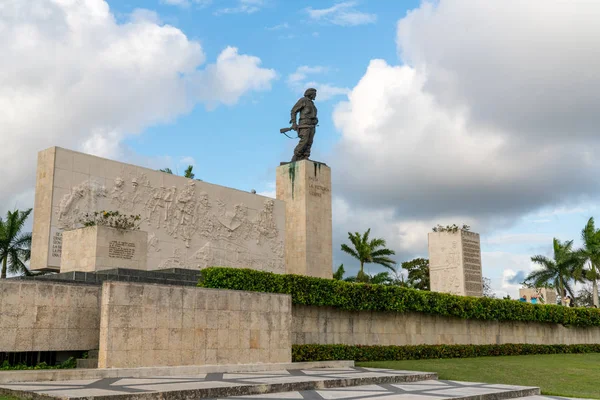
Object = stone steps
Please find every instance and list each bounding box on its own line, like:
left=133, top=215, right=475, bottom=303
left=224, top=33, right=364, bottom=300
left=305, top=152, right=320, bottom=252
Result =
left=0, top=366, right=543, bottom=400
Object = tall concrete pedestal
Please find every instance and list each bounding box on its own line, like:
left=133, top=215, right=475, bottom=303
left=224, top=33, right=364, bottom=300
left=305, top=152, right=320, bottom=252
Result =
left=276, top=160, right=332, bottom=279
left=428, top=230, right=483, bottom=297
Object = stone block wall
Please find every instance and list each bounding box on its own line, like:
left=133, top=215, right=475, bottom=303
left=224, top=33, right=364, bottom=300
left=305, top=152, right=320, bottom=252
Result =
left=98, top=282, right=292, bottom=368
left=0, top=281, right=100, bottom=352
left=61, top=226, right=148, bottom=273
left=292, top=305, right=600, bottom=346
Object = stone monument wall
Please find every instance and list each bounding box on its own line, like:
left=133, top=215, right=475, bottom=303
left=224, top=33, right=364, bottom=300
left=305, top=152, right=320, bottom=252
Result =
left=0, top=281, right=100, bottom=352
left=98, top=281, right=292, bottom=368
left=292, top=305, right=600, bottom=346
left=428, top=230, right=483, bottom=297
left=31, top=147, right=285, bottom=273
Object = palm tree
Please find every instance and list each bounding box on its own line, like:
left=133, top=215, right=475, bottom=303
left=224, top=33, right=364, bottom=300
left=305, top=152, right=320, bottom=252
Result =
left=340, top=228, right=396, bottom=282
left=527, top=238, right=581, bottom=306
left=0, top=209, right=33, bottom=279
left=333, top=264, right=345, bottom=280
left=578, top=217, right=600, bottom=307
left=159, top=165, right=202, bottom=181
left=183, top=165, right=195, bottom=179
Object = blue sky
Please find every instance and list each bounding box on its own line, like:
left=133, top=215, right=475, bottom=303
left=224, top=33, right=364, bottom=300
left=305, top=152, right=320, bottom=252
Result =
left=115, top=0, right=415, bottom=190
left=3, top=0, right=600, bottom=298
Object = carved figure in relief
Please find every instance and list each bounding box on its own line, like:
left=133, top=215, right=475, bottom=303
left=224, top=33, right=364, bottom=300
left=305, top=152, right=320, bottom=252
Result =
left=445, top=241, right=460, bottom=269
left=196, top=191, right=214, bottom=237
left=147, top=233, right=160, bottom=252
left=146, top=186, right=166, bottom=228
left=169, top=181, right=198, bottom=247
left=163, top=186, right=176, bottom=224
left=56, top=169, right=285, bottom=270
left=109, top=177, right=126, bottom=208
left=57, top=180, right=107, bottom=229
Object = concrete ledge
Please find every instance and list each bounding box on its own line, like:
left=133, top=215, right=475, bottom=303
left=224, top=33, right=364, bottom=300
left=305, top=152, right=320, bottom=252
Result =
left=0, top=360, right=354, bottom=383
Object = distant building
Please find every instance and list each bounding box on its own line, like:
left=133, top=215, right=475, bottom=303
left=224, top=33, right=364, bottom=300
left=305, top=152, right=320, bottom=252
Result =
left=518, top=287, right=557, bottom=305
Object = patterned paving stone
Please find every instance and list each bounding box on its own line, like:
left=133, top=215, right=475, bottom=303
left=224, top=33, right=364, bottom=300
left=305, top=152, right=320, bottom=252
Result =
left=0, top=367, right=436, bottom=399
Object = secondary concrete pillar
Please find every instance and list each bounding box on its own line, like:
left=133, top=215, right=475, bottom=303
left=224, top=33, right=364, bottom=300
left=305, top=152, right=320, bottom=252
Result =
left=276, top=160, right=332, bottom=278
left=428, top=229, right=483, bottom=297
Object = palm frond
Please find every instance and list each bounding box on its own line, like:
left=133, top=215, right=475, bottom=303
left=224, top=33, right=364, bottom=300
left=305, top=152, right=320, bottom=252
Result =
left=340, top=244, right=360, bottom=260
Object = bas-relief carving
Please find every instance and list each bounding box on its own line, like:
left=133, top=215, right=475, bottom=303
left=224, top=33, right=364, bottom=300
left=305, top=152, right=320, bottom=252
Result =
left=57, top=180, right=107, bottom=229
left=55, top=169, right=284, bottom=273
left=431, top=241, right=463, bottom=295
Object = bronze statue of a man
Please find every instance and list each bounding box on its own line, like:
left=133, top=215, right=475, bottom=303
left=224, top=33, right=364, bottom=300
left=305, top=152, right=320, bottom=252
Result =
left=289, top=88, right=318, bottom=162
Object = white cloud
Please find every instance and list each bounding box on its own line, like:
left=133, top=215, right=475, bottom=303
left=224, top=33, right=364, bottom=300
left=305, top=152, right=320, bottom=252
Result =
left=161, top=0, right=212, bottom=8
left=179, top=156, right=196, bottom=167
left=287, top=66, right=349, bottom=101
left=215, top=0, right=265, bottom=15
left=332, top=0, right=600, bottom=232
left=306, top=1, right=376, bottom=26
left=266, top=22, right=289, bottom=30
left=193, top=46, right=276, bottom=109
left=287, top=66, right=329, bottom=85
left=483, top=252, right=538, bottom=298
left=483, top=233, right=553, bottom=246
left=0, top=0, right=276, bottom=214
left=130, top=9, right=162, bottom=25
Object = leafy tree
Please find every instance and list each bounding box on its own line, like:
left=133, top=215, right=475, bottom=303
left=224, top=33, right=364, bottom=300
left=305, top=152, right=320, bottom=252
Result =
left=159, top=168, right=173, bottom=174
left=576, top=284, right=595, bottom=308
left=527, top=238, right=582, bottom=306
left=482, top=277, right=496, bottom=298
left=401, top=258, right=430, bottom=290
left=333, top=264, right=345, bottom=280
left=578, top=217, right=600, bottom=307
left=0, top=209, right=33, bottom=279
left=340, top=229, right=396, bottom=282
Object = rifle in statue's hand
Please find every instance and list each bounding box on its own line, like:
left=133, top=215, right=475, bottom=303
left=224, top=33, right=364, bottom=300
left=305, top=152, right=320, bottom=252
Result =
left=279, top=124, right=315, bottom=138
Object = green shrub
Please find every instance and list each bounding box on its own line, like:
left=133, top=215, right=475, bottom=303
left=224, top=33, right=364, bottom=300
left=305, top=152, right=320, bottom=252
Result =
left=292, top=344, right=600, bottom=362
left=0, top=357, right=76, bottom=370
left=199, top=267, right=600, bottom=327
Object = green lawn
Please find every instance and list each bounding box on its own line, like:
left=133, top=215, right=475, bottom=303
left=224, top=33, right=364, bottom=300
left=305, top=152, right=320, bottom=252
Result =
left=358, top=353, right=600, bottom=399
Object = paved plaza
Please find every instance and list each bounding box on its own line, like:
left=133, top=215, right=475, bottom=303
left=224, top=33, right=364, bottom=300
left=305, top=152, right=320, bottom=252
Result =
left=0, top=367, right=436, bottom=399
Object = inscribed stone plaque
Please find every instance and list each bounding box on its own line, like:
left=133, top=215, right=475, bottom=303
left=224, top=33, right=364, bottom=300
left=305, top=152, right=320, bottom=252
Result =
left=428, top=230, right=483, bottom=297
left=31, top=147, right=285, bottom=273
left=109, top=241, right=135, bottom=260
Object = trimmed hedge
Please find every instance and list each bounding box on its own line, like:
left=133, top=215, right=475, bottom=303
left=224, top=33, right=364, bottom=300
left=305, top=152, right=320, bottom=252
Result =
left=292, top=344, right=600, bottom=362
left=199, top=267, right=600, bottom=327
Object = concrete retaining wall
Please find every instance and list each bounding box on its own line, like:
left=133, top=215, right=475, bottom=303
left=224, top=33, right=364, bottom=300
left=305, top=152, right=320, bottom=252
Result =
left=98, top=282, right=292, bottom=368
left=0, top=281, right=100, bottom=352
left=292, top=305, right=600, bottom=346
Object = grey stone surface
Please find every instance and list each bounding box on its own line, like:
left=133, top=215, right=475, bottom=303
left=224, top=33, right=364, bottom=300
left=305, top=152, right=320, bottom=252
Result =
left=0, top=361, right=354, bottom=384
left=0, top=367, right=438, bottom=399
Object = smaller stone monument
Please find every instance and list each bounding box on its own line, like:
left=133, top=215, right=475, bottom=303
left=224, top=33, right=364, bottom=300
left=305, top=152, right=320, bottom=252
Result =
left=428, top=227, right=483, bottom=297
left=61, top=226, right=148, bottom=273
